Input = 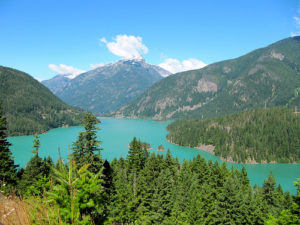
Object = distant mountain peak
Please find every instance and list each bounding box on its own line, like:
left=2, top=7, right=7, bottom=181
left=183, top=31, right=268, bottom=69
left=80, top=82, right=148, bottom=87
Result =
left=61, top=74, right=73, bottom=79
left=118, top=57, right=146, bottom=66
left=120, top=56, right=145, bottom=62
left=52, top=73, right=79, bottom=80
left=42, top=57, right=170, bottom=114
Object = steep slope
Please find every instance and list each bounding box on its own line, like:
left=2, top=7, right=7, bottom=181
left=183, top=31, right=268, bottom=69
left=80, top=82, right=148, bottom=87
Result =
left=43, top=58, right=170, bottom=114
left=0, top=66, right=84, bottom=136
left=114, top=37, right=300, bottom=119
left=41, top=74, right=70, bottom=95
left=167, top=107, right=300, bottom=163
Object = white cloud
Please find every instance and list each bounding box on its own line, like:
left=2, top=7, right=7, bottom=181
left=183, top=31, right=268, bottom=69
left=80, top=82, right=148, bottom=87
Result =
left=291, top=31, right=300, bottom=37
left=34, top=77, right=43, bottom=82
left=48, top=64, right=86, bottom=79
left=100, top=37, right=107, bottom=43
left=100, top=35, right=148, bottom=59
left=158, top=58, right=207, bottom=75
left=90, top=63, right=106, bottom=69
left=294, top=16, right=300, bottom=25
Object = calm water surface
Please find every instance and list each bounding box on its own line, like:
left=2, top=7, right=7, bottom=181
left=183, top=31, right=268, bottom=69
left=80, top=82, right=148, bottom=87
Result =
left=8, top=118, right=300, bottom=194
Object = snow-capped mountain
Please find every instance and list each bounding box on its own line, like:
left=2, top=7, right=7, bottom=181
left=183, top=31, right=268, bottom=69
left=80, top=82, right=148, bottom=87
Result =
left=42, top=59, right=170, bottom=113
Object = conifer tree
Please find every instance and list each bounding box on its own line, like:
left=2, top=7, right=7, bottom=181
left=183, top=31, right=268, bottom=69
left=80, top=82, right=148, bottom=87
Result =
left=32, top=134, right=40, bottom=156
left=186, top=179, right=206, bottom=224
left=108, top=160, right=133, bottom=224
left=263, top=172, right=280, bottom=216
left=252, top=185, right=268, bottom=224
left=20, top=134, right=52, bottom=195
left=127, top=137, right=147, bottom=173
left=215, top=176, right=244, bottom=224
left=149, top=168, right=174, bottom=223
left=0, top=102, right=18, bottom=190
left=267, top=179, right=300, bottom=224
left=47, top=158, right=104, bottom=224
left=72, top=112, right=102, bottom=173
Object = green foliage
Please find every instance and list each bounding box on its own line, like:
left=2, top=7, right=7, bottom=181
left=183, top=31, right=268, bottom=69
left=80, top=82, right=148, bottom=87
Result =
left=167, top=107, right=300, bottom=163
left=19, top=113, right=105, bottom=224
left=0, top=102, right=18, bottom=191
left=117, top=36, right=300, bottom=120
left=19, top=135, right=297, bottom=224
left=20, top=154, right=53, bottom=196
left=25, top=176, right=50, bottom=197
left=46, top=159, right=103, bottom=224
left=19, top=134, right=52, bottom=195
left=106, top=147, right=294, bottom=224
left=72, top=112, right=102, bottom=173
left=127, top=137, right=148, bottom=173
left=32, top=134, right=40, bottom=156
left=267, top=178, right=300, bottom=225
left=0, top=66, right=85, bottom=136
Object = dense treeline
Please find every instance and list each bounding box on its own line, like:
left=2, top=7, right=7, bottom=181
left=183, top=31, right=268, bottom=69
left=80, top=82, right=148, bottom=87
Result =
left=167, top=107, right=300, bottom=163
left=0, top=66, right=85, bottom=136
left=0, top=110, right=299, bottom=224
left=107, top=149, right=295, bottom=224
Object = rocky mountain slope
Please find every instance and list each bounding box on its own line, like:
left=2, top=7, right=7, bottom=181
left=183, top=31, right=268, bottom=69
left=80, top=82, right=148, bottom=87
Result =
left=42, top=74, right=70, bottom=95
left=114, top=37, right=300, bottom=119
left=43, top=58, right=170, bottom=114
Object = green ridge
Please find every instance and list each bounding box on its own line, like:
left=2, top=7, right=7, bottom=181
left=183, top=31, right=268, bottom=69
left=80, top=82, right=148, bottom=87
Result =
left=0, top=66, right=85, bottom=136
left=166, top=108, right=300, bottom=163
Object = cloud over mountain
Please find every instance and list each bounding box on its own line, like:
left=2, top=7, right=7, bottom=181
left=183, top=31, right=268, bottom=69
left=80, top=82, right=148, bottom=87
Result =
left=48, top=64, right=86, bottom=79
left=90, top=63, right=106, bottom=69
left=158, top=58, right=207, bottom=74
left=101, top=35, right=148, bottom=59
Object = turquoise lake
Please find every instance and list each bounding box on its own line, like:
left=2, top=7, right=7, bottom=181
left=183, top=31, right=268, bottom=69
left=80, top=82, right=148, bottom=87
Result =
left=8, top=118, right=300, bottom=194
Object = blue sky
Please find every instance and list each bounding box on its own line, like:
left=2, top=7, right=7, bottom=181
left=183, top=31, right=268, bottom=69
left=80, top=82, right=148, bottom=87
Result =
left=0, top=0, right=299, bottom=80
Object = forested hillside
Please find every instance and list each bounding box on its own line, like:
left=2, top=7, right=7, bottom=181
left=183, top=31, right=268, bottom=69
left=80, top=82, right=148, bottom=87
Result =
left=167, top=108, right=300, bottom=163
left=0, top=66, right=84, bottom=136
left=115, top=36, right=300, bottom=120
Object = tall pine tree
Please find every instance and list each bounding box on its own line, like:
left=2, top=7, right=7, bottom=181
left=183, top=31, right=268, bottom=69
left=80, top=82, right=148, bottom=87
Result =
left=0, top=102, right=17, bottom=190
left=72, top=112, right=102, bottom=173
left=127, top=137, right=147, bottom=173
left=20, top=134, right=52, bottom=195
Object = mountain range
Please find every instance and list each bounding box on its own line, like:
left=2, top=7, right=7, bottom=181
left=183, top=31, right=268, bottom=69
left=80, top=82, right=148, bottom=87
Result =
left=0, top=66, right=84, bottom=136
left=113, top=37, right=300, bottom=119
left=42, top=58, right=170, bottom=114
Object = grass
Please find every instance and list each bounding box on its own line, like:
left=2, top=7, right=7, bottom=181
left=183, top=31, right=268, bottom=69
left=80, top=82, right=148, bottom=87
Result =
left=0, top=194, right=59, bottom=225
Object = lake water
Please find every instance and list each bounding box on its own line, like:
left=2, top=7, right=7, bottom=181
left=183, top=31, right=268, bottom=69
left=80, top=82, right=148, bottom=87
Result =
left=8, top=118, right=300, bottom=194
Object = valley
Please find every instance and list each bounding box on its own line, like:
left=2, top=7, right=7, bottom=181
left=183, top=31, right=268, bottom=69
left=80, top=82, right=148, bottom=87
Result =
left=1, top=23, right=300, bottom=225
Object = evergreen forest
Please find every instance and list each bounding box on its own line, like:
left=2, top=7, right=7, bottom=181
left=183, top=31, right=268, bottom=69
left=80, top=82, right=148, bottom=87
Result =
left=0, top=66, right=85, bottom=136
left=167, top=107, right=300, bottom=163
left=0, top=106, right=299, bottom=224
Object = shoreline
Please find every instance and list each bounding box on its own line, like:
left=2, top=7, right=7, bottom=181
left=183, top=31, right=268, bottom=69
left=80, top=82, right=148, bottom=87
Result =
left=166, top=138, right=296, bottom=165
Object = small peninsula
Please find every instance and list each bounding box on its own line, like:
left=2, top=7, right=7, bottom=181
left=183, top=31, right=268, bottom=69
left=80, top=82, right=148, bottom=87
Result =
left=167, top=108, right=300, bottom=164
